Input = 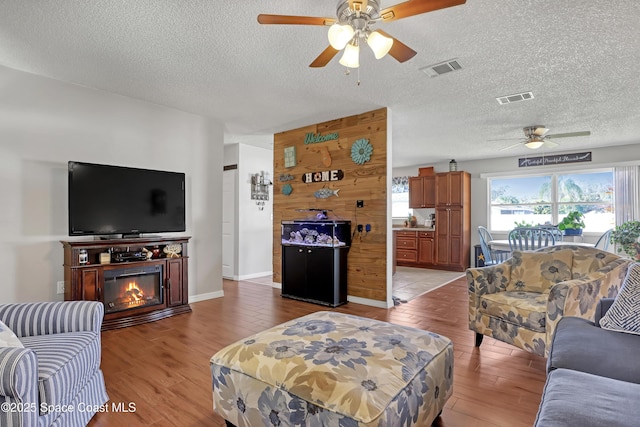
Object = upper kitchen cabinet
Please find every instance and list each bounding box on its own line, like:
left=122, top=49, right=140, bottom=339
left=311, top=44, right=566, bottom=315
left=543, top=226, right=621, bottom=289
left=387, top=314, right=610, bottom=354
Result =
left=436, top=171, right=467, bottom=206
left=409, top=176, right=436, bottom=208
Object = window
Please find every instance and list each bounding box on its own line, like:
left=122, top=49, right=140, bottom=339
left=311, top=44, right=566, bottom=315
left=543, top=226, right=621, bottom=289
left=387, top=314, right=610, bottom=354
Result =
left=392, top=176, right=412, bottom=218
left=489, top=170, right=614, bottom=233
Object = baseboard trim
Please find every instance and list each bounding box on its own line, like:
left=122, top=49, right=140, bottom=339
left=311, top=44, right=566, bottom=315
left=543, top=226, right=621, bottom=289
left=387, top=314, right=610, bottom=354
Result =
left=233, top=271, right=273, bottom=281
left=347, top=295, right=392, bottom=309
left=189, top=290, right=224, bottom=303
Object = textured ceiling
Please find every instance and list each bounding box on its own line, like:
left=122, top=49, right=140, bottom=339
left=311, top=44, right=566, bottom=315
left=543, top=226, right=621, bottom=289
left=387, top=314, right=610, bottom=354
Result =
left=1, top=0, right=640, bottom=167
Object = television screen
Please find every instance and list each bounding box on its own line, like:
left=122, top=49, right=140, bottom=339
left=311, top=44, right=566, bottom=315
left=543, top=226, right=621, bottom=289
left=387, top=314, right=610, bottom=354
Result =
left=68, top=161, right=186, bottom=236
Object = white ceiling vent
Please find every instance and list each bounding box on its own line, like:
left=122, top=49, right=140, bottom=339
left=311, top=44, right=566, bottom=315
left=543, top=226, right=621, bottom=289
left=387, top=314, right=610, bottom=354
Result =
left=496, top=91, right=534, bottom=105
left=420, top=59, right=462, bottom=78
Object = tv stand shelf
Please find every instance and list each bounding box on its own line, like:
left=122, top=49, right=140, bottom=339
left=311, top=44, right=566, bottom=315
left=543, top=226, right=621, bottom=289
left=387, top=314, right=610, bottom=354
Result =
left=61, top=236, right=191, bottom=331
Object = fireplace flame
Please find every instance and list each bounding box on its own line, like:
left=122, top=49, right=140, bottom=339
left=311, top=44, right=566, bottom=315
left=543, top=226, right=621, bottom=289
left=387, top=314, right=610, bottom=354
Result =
left=124, top=281, right=144, bottom=306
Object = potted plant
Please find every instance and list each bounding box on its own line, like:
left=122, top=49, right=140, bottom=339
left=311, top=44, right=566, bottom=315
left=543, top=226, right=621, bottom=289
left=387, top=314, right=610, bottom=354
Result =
left=610, top=220, right=640, bottom=260
left=558, top=211, right=586, bottom=236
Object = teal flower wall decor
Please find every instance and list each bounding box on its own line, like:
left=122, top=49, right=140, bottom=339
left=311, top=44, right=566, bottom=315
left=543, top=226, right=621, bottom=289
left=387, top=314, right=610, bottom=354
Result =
left=351, top=138, right=373, bottom=165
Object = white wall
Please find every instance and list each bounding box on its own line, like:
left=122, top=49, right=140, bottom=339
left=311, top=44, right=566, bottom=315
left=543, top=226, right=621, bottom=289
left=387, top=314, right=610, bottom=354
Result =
left=0, top=65, right=224, bottom=303
left=237, top=142, right=273, bottom=280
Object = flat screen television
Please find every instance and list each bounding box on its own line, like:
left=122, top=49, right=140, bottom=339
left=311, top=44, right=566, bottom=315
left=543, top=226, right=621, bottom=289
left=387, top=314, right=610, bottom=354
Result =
left=68, top=161, right=186, bottom=237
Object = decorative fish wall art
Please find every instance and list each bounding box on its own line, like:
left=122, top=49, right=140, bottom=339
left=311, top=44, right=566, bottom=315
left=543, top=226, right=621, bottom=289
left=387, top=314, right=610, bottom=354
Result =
left=314, top=188, right=340, bottom=199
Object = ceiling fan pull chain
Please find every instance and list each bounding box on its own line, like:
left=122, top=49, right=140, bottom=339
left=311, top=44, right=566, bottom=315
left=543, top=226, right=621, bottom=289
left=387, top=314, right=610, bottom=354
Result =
left=357, top=66, right=361, bottom=86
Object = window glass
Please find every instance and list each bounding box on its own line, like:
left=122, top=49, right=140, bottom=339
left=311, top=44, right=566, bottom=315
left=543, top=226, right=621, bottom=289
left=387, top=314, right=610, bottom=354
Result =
left=489, top=170, right=614, bottom=232
left=557, top=171, right=614, bottom=232
left=490, top=175, right=552, bottom=229
left=392, top=176, right=412, bottom=218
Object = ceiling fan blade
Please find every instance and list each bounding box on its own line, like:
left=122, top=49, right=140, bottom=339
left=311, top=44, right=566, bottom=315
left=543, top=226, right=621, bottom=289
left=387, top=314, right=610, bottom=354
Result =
left=533, top=127, right=550, bottom=136
left=546, top=131, right=591, bottom=139
left=379, top=0, right=466, bottom=23
left=257, top=14, right=335, bottom=26
left=499, top=142, right=525, bottom=151
left=376, top=30, right=417, bottom=62
left=309, top=46, right=340, bottom=68
left=543, top=140, right=559, bottom=148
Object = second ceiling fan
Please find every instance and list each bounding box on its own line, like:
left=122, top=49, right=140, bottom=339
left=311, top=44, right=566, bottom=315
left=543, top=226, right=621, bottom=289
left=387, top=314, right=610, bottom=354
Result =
left=499, top=126, right=591, bottom=151
left=257, top=0, right=466, bottom=68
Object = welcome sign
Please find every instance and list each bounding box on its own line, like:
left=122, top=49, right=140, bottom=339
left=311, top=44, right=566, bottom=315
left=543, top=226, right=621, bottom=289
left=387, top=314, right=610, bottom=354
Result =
left=304, top=132, right=339, bottom=144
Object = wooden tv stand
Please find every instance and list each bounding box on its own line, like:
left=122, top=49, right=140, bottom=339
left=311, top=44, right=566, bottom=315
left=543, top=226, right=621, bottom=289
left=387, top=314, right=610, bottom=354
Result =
left=61, top=236, right=191, bottom=331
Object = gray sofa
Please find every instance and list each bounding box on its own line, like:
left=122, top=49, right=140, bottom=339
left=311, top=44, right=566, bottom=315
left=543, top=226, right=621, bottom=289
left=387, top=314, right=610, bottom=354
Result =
left=535, top=298, right=640, bottom=426
left=0, top=301, right=109, bottom=427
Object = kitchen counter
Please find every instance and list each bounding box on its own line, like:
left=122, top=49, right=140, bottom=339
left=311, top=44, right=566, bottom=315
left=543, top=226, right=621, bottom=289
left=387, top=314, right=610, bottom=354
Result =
left=393, top=227, right=435, bottom=232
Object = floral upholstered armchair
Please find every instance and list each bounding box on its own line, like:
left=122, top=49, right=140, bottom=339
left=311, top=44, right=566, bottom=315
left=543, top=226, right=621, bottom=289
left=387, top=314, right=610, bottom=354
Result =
left=467, top=246, right=631, bottom=357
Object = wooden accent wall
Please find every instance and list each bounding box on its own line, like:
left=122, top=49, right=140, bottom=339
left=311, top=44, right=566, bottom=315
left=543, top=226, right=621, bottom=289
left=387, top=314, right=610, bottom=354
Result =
left=272, top=108, right=388, bottom=302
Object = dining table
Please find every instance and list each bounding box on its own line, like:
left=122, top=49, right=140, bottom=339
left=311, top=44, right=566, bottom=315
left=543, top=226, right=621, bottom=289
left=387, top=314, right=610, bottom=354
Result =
left=489, top=239, right=595, bottom=252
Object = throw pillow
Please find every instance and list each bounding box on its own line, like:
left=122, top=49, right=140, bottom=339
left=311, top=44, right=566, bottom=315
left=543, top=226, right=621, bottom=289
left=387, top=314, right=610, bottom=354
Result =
left=0, top=320, right=24, bottom=348
left=600, top=263, right=640, bottom=335
left=507, top=249, right=573, bottom=293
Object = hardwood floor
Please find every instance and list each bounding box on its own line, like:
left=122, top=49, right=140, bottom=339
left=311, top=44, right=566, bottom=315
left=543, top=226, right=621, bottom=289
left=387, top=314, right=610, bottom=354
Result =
left=89, top=277, right=546, bottom=427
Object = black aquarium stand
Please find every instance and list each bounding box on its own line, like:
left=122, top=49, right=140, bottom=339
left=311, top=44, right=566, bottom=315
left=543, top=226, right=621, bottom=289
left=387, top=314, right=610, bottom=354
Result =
left=281, top=245, right=348, bottom=307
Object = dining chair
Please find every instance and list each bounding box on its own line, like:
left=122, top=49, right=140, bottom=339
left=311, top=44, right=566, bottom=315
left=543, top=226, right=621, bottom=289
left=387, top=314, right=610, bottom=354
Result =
left=594, top=228, right=613, bottom=251
left=478, top=226, right=511, bottom=265
left=508, top=227, right=556, bottom=251
left=538, top=224, right=564, bottom=242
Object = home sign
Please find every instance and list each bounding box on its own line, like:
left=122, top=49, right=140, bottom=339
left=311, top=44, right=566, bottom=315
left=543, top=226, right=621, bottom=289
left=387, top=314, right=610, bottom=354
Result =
left=302, top=170, right=344, bottom=183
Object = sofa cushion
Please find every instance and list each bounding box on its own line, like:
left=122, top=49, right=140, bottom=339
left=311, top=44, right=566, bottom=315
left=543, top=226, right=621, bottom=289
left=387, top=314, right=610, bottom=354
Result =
left=0, top=320, right=24, bottom=348
left=19, top=331, right=101, bottom=415
left=479, top=291, right=547, bottom=332
left=571, top=246, right=621, bottom=279
left=535, top=368, right=640, bottom=427
left=508, top=250, right=573, bottom=293
left=599, top=263, right=640, bottom=335
left=548, top=316, right=640, bottom=384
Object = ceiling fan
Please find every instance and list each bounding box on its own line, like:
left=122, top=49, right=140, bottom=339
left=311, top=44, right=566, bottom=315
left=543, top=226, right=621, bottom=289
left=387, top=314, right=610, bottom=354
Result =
left=257, top=0, right=467, bottom=68
left=499, top=126, right=591, bottom=151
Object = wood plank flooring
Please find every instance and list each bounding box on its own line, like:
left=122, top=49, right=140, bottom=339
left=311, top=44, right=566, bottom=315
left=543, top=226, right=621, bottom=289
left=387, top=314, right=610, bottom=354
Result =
left=89, top=277, right=547, bottom=427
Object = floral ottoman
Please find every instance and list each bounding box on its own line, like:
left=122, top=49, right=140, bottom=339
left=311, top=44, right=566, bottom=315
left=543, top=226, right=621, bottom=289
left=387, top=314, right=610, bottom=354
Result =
left=210, top=311, right=453, bottom=426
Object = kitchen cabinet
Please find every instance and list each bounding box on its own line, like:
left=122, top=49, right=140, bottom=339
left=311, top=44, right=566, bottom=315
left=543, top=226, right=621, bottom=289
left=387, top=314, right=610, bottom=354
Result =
left=395, top=231, right=418, bottom=265
left=418, top=231, right=435, bottom=264
left=395, top=230, right=435, bottom=267
left=434, top=171, right=471, bottom=271
left=436, top=171, right=464, bottom=206
left=409, top=176, right=436, bottom=208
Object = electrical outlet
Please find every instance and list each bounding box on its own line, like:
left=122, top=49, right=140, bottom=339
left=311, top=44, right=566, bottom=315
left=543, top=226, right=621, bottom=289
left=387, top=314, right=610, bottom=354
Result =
left=356, top=200, right=364, bottom=208
left=357, top=224, right=363, bottom=232
left=56, top=281, right=65, bottom=294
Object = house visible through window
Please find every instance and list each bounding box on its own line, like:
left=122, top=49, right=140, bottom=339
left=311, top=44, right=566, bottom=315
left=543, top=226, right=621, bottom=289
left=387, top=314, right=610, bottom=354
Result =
left=489, top=170, right=614, bottom=233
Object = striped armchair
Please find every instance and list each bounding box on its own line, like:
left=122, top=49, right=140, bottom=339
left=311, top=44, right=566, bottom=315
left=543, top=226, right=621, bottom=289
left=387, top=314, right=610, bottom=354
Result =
left=0, top=301, right=109, bottom=427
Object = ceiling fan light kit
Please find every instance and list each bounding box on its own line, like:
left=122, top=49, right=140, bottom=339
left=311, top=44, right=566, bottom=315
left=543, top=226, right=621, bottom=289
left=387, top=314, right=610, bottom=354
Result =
left=367, top=30, right=394, bottom=59
left=328, top=23, right=355, bottom=50
left=257, top=0, right=467, bottom=69
left=339, top=43, right=361, bottom=68
left=524, top=139, right=545, bottom=149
